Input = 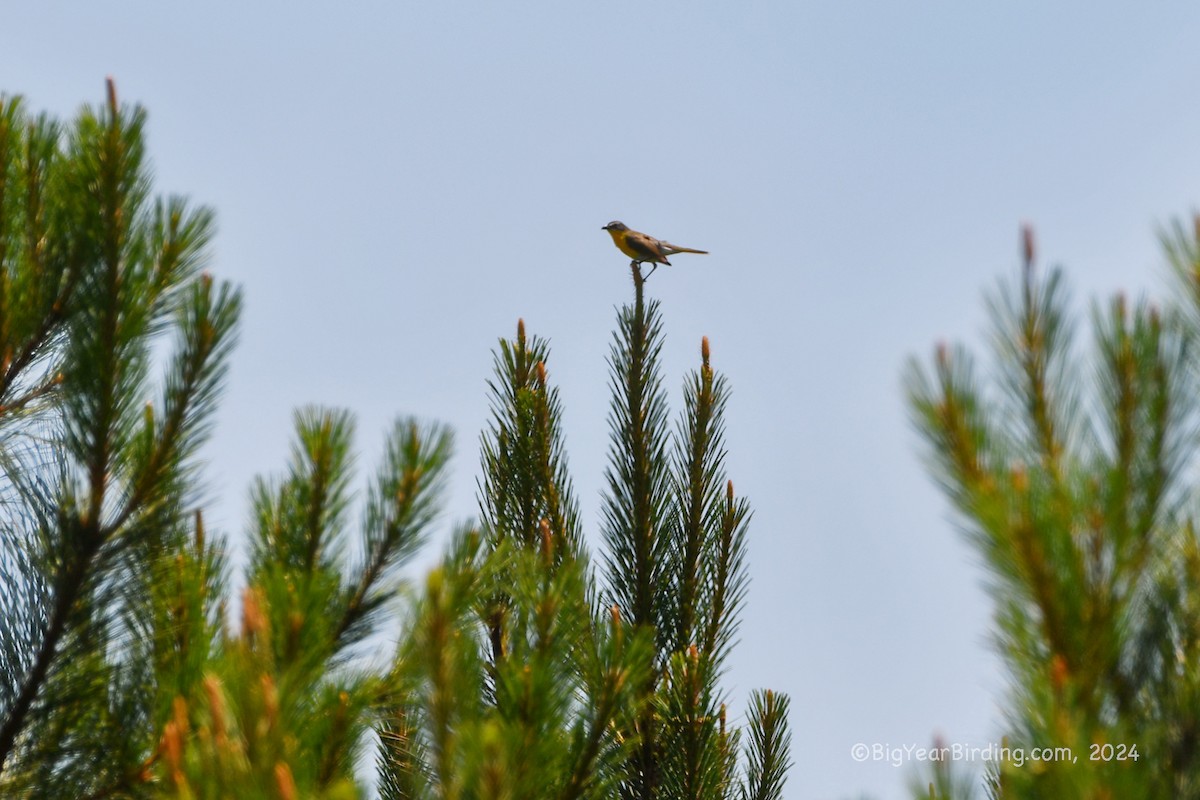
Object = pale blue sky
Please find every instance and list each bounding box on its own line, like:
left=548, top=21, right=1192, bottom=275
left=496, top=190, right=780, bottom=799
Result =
left=5, top=3, right=1200, bottom=798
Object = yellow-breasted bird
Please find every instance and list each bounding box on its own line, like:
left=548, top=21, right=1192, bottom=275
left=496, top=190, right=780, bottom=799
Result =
left=602, top=221, right=707, bottom=278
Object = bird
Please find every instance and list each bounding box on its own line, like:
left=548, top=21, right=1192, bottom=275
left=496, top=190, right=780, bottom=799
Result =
left=602, top=221, right=707, bottom=278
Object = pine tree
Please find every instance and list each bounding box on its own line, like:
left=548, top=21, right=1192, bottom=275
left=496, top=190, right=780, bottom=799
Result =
left=0, top=80, right=242, bottom=798
left=375, top=313, right=657, bottom=800
left=375, top=264, right=793, bottom=800
left=2, top=84, right=791, bottom=799
left=0, top=82, right=452, bottom=800
left=906, top=221, right=1200, bottom=798
left=602, top=264, right=791, bottom=800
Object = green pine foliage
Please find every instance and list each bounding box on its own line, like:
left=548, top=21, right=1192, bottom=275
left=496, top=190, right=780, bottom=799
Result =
left=0, top=82, right=241, bottom=798
left=1, top=85, right=790, bottom=800
left=376, top=264, right=792, bottom=800
left=478, top=318, right=581, bottom=558
left=907, top=222, right=1200, bottom=798
left=377, top=530, right=655, bottom=800
left=601, top=267, right=788, bottom=800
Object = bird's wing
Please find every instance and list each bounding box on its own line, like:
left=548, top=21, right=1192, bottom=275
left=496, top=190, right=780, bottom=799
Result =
left=624, top=231, right=670, bottom=263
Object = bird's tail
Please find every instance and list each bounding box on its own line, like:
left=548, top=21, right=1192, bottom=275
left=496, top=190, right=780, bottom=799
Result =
left=662, top=243, right=708, bottom=256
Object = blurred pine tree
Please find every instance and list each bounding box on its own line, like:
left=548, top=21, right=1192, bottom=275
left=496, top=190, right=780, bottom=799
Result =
left=907, top=221, right=1200, bottom=799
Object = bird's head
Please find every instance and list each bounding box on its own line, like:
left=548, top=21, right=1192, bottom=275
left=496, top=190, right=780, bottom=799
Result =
left=602, top=221, right=628, bottom=232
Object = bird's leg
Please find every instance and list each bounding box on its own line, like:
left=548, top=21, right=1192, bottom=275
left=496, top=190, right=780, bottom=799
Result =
left=644, top=263, right=659, bottom=280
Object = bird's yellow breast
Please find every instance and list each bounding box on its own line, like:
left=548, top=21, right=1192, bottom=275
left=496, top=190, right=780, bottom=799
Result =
left=607, top=228, right=640, bottom=260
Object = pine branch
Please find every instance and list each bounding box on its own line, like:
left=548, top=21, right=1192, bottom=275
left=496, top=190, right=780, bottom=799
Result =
left=0, top=99, right=78, bottom=415
left=739, top=690, right=791, bottom=800
left=111, top=274, right=240, bottom=536
left=338, top=418, right=452, bottom=646
left=250, top=407, right=356, bottom=578
left=671, top=336, right=726, bottom=652
left=602, top=273, right=674, bottom=800
left=986, top=228, right=1079, bottom=472
left=72, top=82, right=150, bottom=528
left=659, top=646, right=725, bottom=800
left=0, top=515, right=94, bottom=773
left=602, top=273, right=672, bottom=636
left=669, top=335, right=751, bottom=676
left=557, top=607, right=641, bottom=800
left=0, top=83, right=148, bottom=777
left=702, top=480, right=749, bottom=669
left=479, top=319, right=581, bottom=556
left=377, top=703, right=432, bottom=800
